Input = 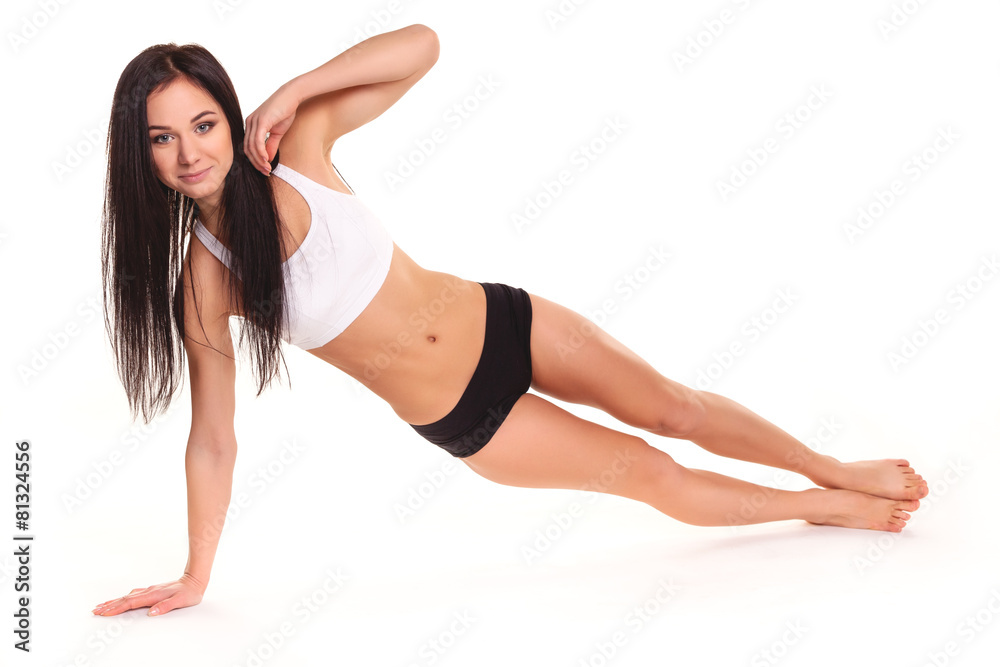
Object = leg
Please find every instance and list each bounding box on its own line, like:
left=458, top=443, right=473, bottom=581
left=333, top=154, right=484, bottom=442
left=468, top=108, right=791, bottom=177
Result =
left=526, top=292, right=928, bottom=501
left=462, top=393, right=918, bottom=532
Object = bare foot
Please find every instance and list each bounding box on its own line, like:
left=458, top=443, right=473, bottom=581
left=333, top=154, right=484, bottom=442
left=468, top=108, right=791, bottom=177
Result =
left=821, top=458, right=928, bottom=501
left=805, top=488, right=919, bottom=533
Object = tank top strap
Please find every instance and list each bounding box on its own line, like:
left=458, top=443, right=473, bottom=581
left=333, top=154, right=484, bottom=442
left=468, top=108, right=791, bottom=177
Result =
left=192, top=219, right=239, bottom=275
left=271, top=163, right=324, bottom=203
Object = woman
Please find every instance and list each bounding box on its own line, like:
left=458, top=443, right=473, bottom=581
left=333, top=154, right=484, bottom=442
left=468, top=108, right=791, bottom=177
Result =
left=93, top=24, right=927, bottom=619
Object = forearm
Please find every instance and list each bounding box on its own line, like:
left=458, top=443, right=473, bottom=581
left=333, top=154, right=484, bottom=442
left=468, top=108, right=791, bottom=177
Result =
left=283, top=24, right=439, bottom=105
left=182, top=440, right=237, bottom=592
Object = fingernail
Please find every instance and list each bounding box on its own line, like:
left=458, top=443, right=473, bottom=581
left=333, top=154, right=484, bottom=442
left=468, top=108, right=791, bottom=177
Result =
left=148, top=608, right=159, bottom=616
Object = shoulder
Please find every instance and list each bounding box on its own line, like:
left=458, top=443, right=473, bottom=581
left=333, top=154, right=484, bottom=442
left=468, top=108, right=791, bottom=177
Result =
left=270, top=145, right=354, bottom=196
left=183, top=232, right=242, bottom=325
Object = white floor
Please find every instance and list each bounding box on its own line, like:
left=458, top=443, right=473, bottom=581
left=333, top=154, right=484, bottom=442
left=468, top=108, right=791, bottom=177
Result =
left=4, top=0, right=999, bottom=665
left=20, top=372, right=1000, bottom=666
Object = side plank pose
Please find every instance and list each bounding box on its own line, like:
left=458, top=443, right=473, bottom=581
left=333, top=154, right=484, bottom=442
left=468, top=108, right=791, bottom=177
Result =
left=94, top=25, right=927, bottom=618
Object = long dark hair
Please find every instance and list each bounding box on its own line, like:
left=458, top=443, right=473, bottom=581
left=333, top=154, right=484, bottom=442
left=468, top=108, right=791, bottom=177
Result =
left=101, top=42, right=292, bottom=424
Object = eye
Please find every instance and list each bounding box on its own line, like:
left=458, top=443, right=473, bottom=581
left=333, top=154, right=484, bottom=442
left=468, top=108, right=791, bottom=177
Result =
left=151, top=123, right=213, bottom=145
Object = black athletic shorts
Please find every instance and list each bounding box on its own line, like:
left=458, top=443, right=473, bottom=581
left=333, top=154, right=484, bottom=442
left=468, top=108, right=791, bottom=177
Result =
left=408, top=282, right=533, bottom=458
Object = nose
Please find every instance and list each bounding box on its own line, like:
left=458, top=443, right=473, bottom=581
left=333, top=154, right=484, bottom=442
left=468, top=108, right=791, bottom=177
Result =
left=176, top=137, right=199, bottom=165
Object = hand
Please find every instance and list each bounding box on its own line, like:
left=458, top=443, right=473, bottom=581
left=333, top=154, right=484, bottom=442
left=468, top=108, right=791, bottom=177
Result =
left=244, top=85, right=299, bottom=177
left=92, top=573, right=206, bottom=618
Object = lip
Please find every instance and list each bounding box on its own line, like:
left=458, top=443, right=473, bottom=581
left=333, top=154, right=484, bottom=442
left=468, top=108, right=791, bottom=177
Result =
left=179, top=167, right=211, bottom=183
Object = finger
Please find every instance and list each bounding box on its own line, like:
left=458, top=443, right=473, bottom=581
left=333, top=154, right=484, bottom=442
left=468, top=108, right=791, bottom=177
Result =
left=252, top=119, right=264, bottom=171
left=94, top=588, right=141, bottom=614
left=244, top=116, right=256, bottom=166
left=93, top=591, right=162, bottom=616
left=251, top=121, right=268, bottom=174
left=264, top=134, right=276, bottom=168
left=245, top=116, right=258, bottom=167
left=257, top=126, right=268, bottom=172
left=93, top=596, right=134, bottom=616
left=148, top=594, right=184, bottom=617
left=243, top=115, right=253, bottom=157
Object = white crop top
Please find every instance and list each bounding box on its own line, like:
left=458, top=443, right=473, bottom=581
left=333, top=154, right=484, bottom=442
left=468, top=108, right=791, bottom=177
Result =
left=191, top=162, right=394, bottom=350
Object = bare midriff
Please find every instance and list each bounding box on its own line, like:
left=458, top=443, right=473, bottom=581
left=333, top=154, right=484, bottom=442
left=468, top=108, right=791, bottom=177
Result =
left=305, top=243, right=487, bottom=426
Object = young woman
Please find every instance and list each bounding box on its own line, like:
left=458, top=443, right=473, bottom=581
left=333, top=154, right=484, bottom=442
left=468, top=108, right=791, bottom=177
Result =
left=93, top=24, right=927, bottom=619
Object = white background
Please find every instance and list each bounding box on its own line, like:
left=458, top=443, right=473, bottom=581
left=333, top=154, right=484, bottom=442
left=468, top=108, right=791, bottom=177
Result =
left=2, top=0, right=998, bottom=665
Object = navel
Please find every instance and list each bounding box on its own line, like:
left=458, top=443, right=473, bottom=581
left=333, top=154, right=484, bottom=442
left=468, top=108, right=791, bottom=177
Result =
left=427, top=335, right=437, bottom=343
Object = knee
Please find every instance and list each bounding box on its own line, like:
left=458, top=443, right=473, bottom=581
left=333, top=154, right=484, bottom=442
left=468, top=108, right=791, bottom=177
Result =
left=653, top=385, right=706, bottom=438
left=623, top=444, right=686, bottom=500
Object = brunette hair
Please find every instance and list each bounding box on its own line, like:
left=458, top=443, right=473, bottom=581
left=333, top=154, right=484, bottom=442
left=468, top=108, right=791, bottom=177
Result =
left=101, top=43, right=292, bottom=424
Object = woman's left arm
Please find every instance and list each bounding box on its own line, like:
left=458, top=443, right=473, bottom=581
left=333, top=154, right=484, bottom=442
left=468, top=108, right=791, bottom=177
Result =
left=244, top=24, right=439, bottom=175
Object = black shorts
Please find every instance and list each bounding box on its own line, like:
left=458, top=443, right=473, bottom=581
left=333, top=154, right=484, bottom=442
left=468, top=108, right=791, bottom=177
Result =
left=408, top=282, right=533, bottom=458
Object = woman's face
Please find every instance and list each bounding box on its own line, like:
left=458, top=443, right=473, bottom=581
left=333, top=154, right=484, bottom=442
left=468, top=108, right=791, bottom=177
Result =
left=146, top=77, right=233, bottom=208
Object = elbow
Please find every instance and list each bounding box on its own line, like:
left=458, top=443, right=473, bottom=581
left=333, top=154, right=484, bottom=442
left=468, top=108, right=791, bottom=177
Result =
left=187, top=429, right=238, bottom=460
left=409, top=23, right=440, bottom=67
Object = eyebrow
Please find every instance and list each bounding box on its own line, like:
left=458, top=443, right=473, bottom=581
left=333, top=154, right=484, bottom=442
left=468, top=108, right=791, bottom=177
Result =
left=148, top=110, right=217, bottom=131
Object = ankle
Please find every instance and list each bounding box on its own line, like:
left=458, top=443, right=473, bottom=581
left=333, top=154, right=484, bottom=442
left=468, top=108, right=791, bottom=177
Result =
left=798, top=487, right=833, bottom=524
left=800, top=453, right=846, bottom=489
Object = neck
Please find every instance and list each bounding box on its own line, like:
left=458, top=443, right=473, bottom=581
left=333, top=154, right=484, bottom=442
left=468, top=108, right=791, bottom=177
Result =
left=196, top=194, right=222, bottom=233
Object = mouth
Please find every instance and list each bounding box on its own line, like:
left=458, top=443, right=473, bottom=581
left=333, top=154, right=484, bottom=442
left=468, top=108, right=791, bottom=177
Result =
left=179, top=167, right=211, bottom=183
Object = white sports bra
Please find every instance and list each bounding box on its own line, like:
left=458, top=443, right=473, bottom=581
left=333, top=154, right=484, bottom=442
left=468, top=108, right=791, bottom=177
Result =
left=191, top=162, right=394, bottom=350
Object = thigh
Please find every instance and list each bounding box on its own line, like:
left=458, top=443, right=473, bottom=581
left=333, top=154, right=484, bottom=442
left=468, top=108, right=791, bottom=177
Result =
left=461, top=393, right=681, bottom=503
left=526, top=291, right=699, bottom=435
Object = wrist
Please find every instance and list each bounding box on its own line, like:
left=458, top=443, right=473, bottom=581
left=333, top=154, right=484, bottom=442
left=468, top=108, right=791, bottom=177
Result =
left=281, top=75, right=310, bottom=107
left=181, top=570, right=209, bottom=595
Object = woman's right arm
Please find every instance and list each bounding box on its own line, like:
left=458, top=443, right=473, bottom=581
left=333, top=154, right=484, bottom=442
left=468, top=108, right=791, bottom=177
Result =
left=93, top=250, right=238, bottom=618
